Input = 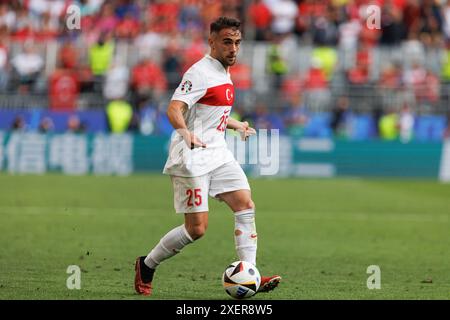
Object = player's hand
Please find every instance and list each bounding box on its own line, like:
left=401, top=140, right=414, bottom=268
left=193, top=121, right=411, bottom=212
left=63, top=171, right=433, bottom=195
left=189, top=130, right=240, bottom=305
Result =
left=238, top=121, right=256, bottom=141
left=189, top=132, right=206, bottom=149
left=177, top=129, right=206, bottom=149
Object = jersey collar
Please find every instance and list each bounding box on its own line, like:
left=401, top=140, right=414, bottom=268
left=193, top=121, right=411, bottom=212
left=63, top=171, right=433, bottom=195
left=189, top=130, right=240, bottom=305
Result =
left=205, top=54, right=230, bottom=75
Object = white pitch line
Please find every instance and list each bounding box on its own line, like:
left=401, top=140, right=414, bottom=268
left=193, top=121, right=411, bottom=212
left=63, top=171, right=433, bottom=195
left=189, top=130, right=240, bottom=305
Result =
left=0, top=206, right=152, bottom=216
left=285, top=211, right=450, bottom=223
left=0, top=206, right=448, bottom=223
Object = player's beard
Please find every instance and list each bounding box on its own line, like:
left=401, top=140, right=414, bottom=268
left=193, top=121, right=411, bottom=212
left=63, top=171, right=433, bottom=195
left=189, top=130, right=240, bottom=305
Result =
left=224, top=55, right=237, bottom=67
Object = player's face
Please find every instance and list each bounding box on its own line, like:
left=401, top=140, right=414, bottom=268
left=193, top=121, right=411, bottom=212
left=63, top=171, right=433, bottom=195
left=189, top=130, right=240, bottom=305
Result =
left=210, top=28, right=242, bottom=67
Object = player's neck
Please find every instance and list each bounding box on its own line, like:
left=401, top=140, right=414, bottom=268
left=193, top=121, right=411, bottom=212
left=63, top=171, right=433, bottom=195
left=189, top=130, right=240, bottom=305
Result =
left=209, top=53, right=229, bottom=73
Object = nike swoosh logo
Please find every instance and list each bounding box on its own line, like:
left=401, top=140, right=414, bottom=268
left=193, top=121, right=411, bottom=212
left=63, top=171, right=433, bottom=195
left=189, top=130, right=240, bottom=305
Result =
left=250, top=234, right=257, bottom=238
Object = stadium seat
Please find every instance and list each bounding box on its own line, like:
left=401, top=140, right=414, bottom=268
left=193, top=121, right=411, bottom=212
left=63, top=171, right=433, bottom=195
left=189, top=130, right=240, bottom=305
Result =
left=414, top=115, right=446, bottom=142
left=349, top=114, right=376, bottom=141
left=303, top=113, right=332, bottom=138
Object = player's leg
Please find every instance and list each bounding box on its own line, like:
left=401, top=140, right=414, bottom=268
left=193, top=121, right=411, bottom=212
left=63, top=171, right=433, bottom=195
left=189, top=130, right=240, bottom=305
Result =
left=134, top=221, right=195, bottom=295
left=135, top=175, right=209, bottom=296
left=211, top=161, right=281, bottom=293
left=143, top=214, right=203, bottom=270
left=217, top=189, right=257, bottom=265
left=218, top=189, right=281, bottom=293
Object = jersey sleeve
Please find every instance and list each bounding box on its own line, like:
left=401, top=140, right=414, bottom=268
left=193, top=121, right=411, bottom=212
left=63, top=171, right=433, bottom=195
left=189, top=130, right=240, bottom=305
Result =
left=171, top=68, right=207, bottom=109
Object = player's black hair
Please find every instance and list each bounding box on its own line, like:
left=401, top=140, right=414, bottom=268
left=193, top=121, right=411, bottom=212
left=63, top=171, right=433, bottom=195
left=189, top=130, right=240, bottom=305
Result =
left=210, top=16, right=241, bottom=34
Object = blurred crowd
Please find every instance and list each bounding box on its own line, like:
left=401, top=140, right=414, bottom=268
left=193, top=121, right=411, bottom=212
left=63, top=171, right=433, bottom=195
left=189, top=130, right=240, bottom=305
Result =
left=0, top=0, right=450, bottom=140
left=1, top=0, right=449, bottom=44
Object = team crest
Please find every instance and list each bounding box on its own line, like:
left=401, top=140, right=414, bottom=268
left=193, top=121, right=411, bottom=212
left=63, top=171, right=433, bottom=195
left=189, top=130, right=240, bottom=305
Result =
left=181, top=80, right=192, bottom=93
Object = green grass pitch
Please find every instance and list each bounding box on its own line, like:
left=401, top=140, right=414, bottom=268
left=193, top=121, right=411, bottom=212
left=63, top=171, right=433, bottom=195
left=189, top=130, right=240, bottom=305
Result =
left=0, top=174, right=449, bottom=299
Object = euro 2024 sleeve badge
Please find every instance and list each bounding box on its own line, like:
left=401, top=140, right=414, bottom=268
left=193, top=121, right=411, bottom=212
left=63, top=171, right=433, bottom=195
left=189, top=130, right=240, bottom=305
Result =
left=181, top=80, right=192, bottom=93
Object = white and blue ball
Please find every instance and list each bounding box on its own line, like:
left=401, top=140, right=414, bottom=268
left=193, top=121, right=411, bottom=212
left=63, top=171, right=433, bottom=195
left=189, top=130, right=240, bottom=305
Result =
left=222, top=261, right=260, bottom=299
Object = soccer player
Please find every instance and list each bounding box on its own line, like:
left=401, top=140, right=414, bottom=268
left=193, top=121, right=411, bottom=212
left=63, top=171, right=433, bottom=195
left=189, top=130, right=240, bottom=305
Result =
left=134, top=16, right=281, bottom=296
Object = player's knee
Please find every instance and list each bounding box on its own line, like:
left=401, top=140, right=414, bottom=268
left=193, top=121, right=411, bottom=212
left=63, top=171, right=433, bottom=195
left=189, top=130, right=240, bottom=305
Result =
left=235, top=199, right=255, bottom=212
left=187, top=224, right=207, bottom=240
left=247, top=199, right=255, bottom=210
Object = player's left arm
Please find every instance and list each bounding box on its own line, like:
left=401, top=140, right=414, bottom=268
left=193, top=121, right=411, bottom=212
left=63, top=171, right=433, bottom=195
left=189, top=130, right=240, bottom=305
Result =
left=227, top=117, right=256, bottom=140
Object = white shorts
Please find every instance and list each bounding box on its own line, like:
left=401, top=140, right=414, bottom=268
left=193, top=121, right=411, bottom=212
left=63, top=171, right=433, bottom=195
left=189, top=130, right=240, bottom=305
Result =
left=170, top=160, right=250, bottom=214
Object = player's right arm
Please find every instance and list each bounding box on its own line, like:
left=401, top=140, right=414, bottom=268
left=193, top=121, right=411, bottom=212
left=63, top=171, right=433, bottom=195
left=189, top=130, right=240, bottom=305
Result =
left=167, top=100, right=206, bottom=149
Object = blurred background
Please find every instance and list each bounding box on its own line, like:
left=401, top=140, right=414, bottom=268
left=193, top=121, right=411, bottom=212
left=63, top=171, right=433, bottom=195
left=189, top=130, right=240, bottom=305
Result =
left=0, top=0, right=450, bottom=179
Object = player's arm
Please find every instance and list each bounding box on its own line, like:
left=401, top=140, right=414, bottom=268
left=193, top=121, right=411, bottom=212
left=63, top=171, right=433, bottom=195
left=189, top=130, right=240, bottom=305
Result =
left=167, top=100, right=206, bottom=148
left=227, top=117, right=256, bottom=141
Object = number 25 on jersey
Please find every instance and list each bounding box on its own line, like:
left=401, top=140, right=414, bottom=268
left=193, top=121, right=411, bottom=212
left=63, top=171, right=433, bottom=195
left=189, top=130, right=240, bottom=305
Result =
left=216, top=110, right=230, bottom=132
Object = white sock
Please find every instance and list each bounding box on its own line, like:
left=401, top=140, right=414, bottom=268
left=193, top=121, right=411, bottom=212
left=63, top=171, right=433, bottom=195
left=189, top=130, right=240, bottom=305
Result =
left=144, top=224, right=194, bottom=269
left=234, top=209, right=257, bottom=266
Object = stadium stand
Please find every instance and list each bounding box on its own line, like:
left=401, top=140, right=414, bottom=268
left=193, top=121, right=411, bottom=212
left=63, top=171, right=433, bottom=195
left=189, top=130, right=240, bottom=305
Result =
left=0, top=0, right=448, bottom=140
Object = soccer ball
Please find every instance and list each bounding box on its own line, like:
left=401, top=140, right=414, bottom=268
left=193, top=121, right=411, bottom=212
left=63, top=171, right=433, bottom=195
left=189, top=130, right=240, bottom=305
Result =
left=222, top=261, right=260, bottom=299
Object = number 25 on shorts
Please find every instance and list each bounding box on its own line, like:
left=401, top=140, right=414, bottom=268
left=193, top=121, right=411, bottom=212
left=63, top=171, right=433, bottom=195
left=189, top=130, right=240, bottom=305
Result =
left=186, top=188, right=202, bottom=207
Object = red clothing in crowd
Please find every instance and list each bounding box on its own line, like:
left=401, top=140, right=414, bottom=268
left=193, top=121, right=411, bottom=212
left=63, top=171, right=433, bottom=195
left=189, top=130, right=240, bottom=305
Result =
left=115, top=17, right=140, bottom=39
left=303, top=67, right=328, bottom=90
left=131, top=60, right=167, bottom=92
left=249, top=1, right=272, bottom=29
left=49, top=69, right=79, bottom=111
left=231, top=63, right=252, bottom=90
left=148, top=2, right=179, bottom=34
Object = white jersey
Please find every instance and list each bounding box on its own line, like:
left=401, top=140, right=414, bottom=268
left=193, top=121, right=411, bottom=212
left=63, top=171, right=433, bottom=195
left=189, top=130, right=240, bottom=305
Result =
left=163, top=54, right=236, bottom=177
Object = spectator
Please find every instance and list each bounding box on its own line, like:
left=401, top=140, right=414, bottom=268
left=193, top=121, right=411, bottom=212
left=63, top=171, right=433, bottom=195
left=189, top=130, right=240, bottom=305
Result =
left=10, top=42, right=44, bottom=93
left=179, top=0, right=203, bottom=33
left=181, top=30, right=207, bottom=73
left=379, top=108, right=399, bottom=140
left=138, top=105, right=157, bottom=136
left=347, top=44, right=372, bottom=85
left=77, top=0, right=103, bottom=17
left=162, top=43, right=182, bottom=90
left=48, top=67, right=79, bottom=111
left=231, top=62, right=252, bottom=108
left=106, top=99, right=133, bottom=133
left=0, top=4, right=16, bottom=31
left=67, top=114, right=86, bottom=133
left=103, top=57, right=129, bottom=100
left=0, top=35, right=9, bottom=91
left=115, top=0, right=140, bottom=20
left=311, top=45, right=338, bottom=82
left=330, top=96, right=352, bottom=138
left=36, top=11, right=59, bottom=41
left=268, top=0, right=298, bottom=36
left=38, top=116, right=54, bottom=133
left=248, top=0, right=272, bottom=41
left=380, top=2, right=405, bottom=46
left=441, top=41, right=450, bottom=83
left=302, top=57, right=330, bottom=111
left=89, top=32, right=115, bottom=92
left=403, top=0, right=421, bottom=37
left=419, top=0, right=443, bottom=47
left=422, top=69, right=440, bottom=105
left=378, top=61, right=404, bottom=110
left=398, top=103, right=414, bottom=143
left=115, top=12, right=140, bottom=40
left=283, top=93, right=309, bottom=136
left=12, top=6, right=34, bottom=41
left=312, top=6, right=339, bottom=47
left=134, top=22, right=167, bottom=62
left=444, top=113, right=450, bottom=139
left=147, top=0, right=180, bottom=34
left=379, top=62, right=403, bottom=90
left=131, top=56, right=167, bottom=109
left=11, top=115, right=26, bottom=131
left=94, top=2, right=119, bottom=35
left=267, top=37, right=288, bottom=90
left=59, top=41, right=79, bottom=70
left=252, top=103, right=285, bottom=133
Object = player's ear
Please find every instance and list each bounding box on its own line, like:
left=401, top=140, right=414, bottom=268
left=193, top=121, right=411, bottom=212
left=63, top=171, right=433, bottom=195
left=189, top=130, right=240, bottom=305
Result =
left=208, top=33, right=215, bottom=49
